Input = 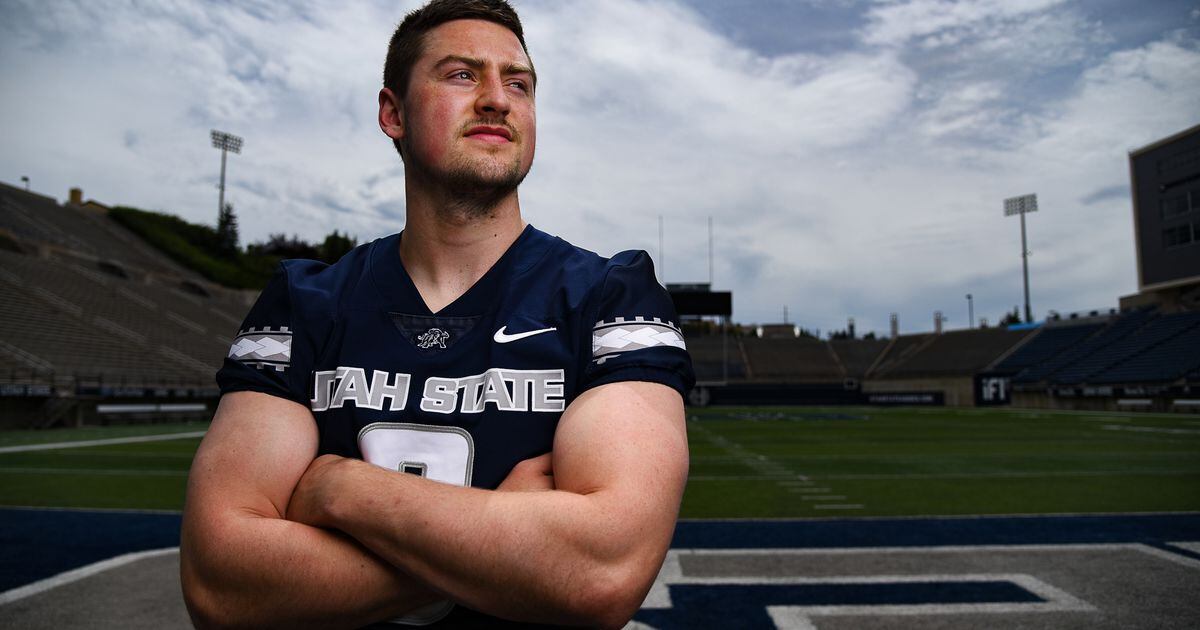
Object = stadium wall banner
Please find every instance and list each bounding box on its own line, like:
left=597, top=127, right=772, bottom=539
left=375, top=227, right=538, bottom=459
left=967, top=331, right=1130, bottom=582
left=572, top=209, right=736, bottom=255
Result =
left=864, top=392, right=945, bottom=406
left=690, top=384, right=946, bottom=407
left=698, top=383, right=864, bottom=407
left=0, top=383, right=53, bottom=397
left=74, top=385, right=221, bottom=398
left=974, top=373, right=1013, bottom=406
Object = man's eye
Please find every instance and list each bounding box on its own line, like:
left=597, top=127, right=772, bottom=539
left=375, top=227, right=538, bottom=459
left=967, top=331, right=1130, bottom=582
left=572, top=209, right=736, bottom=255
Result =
left=508, top=81, right=529, bottom=93
left=452, top=70, right=473, bottom=80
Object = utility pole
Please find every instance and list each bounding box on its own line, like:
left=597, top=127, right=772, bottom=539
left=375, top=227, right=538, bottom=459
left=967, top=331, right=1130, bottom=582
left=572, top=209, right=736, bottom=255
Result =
left=1004, top=194, right=1038, bottom=323
left=966, top=293, right=974, bottom=329
left=210, top=130, right=243, bottom=223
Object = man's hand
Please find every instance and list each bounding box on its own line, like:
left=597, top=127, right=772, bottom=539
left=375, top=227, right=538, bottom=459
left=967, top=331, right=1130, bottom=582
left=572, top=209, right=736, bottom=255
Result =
left=286, top=454, right=360, bottom=528
left=497, top=453, right=554, bottom=492
left=288, top=452, right=555, bottom=529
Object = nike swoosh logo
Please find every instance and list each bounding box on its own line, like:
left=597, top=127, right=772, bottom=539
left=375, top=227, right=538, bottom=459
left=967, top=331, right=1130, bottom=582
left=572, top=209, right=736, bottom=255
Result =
left=494, top=325, right=557, bottom=343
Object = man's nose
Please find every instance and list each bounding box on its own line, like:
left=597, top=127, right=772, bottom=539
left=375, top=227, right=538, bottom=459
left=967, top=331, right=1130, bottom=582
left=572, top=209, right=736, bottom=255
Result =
left=475, top=75, right=511, bottom=117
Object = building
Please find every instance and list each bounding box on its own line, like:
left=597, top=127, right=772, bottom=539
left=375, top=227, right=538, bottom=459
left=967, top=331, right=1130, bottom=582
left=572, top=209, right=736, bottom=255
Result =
left=1121, top=123, right=1200, bottom=312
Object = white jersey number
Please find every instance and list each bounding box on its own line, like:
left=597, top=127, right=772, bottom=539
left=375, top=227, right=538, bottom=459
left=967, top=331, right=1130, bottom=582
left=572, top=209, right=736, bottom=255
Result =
left=358, top=422, right=475, bottom=487
left=357, top=422, right=474, bottom=626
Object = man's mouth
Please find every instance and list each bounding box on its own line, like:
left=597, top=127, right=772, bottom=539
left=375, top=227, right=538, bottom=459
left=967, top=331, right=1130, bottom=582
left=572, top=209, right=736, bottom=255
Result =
left=464, top=125, right=513, bottom=143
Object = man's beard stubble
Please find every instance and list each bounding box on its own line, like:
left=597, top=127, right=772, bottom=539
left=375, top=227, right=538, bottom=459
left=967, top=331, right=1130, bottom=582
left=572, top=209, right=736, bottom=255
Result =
left=401, top=119, right=531, bottom=220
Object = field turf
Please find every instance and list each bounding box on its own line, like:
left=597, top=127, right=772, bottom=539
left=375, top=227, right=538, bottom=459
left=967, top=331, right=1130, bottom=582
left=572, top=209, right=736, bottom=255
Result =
left=1, top=408, right=1198, bottom=517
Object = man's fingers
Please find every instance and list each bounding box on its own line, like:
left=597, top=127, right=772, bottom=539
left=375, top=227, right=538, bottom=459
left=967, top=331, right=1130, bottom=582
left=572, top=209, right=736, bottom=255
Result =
left=497, top=452, right=555, bottom=492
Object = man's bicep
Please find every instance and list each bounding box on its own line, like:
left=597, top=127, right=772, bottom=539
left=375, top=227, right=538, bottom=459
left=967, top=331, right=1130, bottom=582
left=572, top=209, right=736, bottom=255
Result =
left=552, top=381, right=689, bottom=514
left=187, top=391, right=318, bottom=519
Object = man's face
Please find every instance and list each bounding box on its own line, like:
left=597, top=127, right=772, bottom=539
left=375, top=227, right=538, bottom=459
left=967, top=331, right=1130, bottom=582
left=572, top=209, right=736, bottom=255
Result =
left=398, top=19, right=536, bottom=195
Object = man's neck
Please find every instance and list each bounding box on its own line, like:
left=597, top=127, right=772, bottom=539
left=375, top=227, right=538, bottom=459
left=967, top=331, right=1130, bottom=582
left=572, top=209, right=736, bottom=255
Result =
left=399, top=186, right=526, bottom=314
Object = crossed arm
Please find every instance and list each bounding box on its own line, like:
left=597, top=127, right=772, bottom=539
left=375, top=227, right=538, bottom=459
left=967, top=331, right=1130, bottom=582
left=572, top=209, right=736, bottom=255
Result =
left=180, top=381, right=689, bottom=628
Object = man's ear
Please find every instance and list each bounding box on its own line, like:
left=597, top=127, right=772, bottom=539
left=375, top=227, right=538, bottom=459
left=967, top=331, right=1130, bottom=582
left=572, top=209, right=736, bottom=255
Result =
left=378, top=88, right=404, bottom=141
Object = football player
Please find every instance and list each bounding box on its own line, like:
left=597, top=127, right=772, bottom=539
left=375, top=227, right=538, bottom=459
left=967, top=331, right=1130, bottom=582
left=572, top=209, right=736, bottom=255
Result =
left=180, top=1, right=694, bottom=627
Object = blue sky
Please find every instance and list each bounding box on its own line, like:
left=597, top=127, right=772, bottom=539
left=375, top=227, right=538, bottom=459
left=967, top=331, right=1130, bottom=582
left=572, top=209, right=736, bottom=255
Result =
left=1, top=0, right=1198, bottom=335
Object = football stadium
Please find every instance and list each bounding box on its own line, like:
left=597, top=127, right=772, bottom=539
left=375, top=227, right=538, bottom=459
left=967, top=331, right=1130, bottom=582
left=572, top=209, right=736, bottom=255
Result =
left=1, top=122, right=1198, bottom=629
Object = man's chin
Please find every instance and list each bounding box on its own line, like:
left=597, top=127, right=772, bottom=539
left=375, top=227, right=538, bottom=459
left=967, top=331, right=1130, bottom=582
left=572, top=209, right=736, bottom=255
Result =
left=444, top=162, right=529, bottom=194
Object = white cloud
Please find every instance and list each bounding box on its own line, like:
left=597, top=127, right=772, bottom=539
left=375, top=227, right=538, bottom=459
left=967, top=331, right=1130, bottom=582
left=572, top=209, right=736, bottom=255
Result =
left=1, top=0, right=1197, bottom=334
left=861, top=0, right=1069, bottom=48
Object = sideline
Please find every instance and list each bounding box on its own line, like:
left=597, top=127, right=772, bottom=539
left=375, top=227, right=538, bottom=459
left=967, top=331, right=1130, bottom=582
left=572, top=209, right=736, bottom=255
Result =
left=0, top=547, right=178, bottom=606
left=0, top=431, right=206, bottom=454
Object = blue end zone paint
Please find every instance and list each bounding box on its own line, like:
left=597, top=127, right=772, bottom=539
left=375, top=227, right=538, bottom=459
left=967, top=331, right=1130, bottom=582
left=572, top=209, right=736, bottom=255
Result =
left=0, top=508, right=181, bottom=593
left=1, top=509, right=1198, bottom=597
left=635, top=582, right=1042, bottom=628
left=672, top=513, right=1200, bottom=549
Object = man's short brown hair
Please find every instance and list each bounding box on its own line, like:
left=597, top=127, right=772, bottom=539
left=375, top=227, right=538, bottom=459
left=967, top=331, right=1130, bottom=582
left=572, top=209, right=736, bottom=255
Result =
left=383, top=0, right=533, bottom=100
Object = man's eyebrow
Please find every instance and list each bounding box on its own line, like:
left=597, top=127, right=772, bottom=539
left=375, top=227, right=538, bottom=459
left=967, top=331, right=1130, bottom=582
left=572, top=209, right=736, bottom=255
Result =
left=435, top=54, right=485, bottom=70
left=435, top=55, right=537, bottom=86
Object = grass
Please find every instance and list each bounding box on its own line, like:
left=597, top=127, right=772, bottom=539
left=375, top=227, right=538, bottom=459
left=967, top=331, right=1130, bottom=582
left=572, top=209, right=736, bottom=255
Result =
left=0, top=424, right=203, bottom=511
left=1, top=408, right=1198, bottom=517
left=681, top=406, right=1200, bottom=518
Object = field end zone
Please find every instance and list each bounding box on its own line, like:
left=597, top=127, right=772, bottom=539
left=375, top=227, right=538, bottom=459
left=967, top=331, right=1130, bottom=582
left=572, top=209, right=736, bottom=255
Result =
left=1, top=510, right=1198, bottom=629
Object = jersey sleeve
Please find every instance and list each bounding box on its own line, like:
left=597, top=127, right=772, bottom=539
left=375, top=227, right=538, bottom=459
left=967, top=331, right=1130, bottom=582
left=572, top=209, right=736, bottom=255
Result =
left=215, top=264, right=313, bottom=407
left=580, top=250, right=695, bottom=397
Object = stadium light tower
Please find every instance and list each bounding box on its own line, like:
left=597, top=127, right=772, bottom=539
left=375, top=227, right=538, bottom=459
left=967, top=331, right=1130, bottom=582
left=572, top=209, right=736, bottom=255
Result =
left=1004, top=193, right=1038, bottom=323
left=210, top=130, right=243, bottom=219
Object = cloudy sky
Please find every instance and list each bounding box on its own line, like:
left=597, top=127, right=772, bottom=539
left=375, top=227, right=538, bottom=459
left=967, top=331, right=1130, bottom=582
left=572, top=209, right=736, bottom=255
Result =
left=2, top=0, right=1198, bottom=335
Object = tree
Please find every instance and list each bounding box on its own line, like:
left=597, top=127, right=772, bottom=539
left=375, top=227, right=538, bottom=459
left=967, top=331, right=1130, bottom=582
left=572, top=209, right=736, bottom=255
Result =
left=216, top=202, right=239, bottom=254
left=319, top=230, right=357, bottom=264
left=250, top=233, right=320, bottom=260
left=998, top=306, right=1022, bottom=326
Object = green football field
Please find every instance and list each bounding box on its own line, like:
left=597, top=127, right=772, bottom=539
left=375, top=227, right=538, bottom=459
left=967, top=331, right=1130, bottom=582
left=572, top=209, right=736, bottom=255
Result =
left=1, top=407, right=1198, bottom=517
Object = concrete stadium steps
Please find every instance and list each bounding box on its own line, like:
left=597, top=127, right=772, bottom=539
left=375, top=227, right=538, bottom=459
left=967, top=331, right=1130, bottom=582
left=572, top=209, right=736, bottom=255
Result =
left=683, top=335, right=747, bottom=381
left=739, top=337, right=844, bottom=382
left=876, top=328, right=1033, bottom=379
left=828, top=338, right=888, bottom=378
left=864, top=333, right=932, bottom=377
left=0, top=249, right=241, bottom=385
left=0, top=273, right=197, bottom=384
left=0, top=183, right=196, bottom=278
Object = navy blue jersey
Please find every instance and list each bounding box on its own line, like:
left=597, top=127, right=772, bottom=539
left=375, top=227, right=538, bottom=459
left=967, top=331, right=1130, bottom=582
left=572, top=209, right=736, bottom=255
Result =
left=216, top=225, right=693, bottom=627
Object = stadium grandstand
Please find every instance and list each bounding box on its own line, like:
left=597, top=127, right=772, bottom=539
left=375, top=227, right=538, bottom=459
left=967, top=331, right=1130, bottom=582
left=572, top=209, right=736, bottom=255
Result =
left=672, top=124, right=1200, bottom=412
left=2, top=125, right=1198, bottom=426
left=0, top=181, right=251, bottom=427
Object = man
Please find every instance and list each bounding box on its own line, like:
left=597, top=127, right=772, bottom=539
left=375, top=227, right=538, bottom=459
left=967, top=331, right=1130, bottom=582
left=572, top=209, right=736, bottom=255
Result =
left=180, top=1, right=693, bottom=628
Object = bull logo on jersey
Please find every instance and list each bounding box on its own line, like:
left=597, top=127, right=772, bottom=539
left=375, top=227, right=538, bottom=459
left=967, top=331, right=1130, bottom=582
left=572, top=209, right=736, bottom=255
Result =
left=416, top=328, right=450, bottom=349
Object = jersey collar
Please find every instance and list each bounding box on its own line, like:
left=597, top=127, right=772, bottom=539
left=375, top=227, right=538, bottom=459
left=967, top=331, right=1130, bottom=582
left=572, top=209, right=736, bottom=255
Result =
left=367, top=224, right=554, bottom=316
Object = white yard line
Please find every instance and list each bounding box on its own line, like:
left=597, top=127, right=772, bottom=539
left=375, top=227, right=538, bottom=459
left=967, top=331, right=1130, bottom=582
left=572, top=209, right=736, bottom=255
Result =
left=0, top=547, right=178, bottom=606
left=0, top=467, right=187, bottom=476
left=0, top=431, right=206, bottom=454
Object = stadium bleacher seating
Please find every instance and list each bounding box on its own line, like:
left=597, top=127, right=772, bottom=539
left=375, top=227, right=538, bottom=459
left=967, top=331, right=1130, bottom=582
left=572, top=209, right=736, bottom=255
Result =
left=991, top=322, right=1104, bottom=373
left=1013, top=308, right=1155, bottom=383
left=0, top=183, right=254, bottom=414
left=1090, top=322, right=1200, bottom=384
left=1052, top=311, right=1200, bottom=384
left=862, top=334, right=932, bottom=377
left=683, top=335, right=747, bottom=382
left=6, top=181, right=1199, bottom=418
left=874, top=328, right=1031, bottom=378
left=738, top=337, right=844, bottom=382
left=0, top=247, right=247, bottom=386
left=0, top=183, right=196, bottom=277
left=828, top=338, right=888, bottom=378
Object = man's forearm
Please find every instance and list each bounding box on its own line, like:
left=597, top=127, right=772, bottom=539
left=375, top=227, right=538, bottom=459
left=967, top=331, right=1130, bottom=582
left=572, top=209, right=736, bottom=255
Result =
left=180, top=509, right=439, bottom=630
left=300, top=459, right=675, bottom=627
